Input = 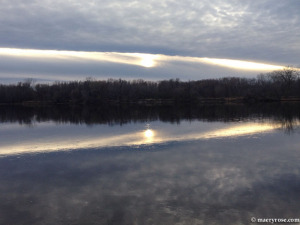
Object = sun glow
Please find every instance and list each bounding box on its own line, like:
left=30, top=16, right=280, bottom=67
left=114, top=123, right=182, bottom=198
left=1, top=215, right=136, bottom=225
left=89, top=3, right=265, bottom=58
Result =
left=0, top=47, right=290, bottom=71
left=0, top=48, right=160, bottom=68
left=130, top=53, right=158, bottom=67
left=144, top=129, right=154, bottom=138
left=141, top=57, right=155, bottom=67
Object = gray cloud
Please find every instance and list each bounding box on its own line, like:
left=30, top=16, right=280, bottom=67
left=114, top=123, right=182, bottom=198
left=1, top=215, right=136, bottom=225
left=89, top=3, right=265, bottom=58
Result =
left=1, top=0, right=299, bottom=66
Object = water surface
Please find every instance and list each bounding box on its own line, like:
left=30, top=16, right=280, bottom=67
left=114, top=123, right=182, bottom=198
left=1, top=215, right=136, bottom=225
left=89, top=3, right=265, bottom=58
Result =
left=0, top=104, right=300, bottom=225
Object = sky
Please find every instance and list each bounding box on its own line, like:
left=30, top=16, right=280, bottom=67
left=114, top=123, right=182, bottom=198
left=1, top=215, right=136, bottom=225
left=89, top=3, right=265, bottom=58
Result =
left=0, top=0, right=299, bottom=83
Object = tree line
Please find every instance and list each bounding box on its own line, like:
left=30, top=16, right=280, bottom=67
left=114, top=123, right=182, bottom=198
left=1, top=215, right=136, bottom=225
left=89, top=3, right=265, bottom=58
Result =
left=2, top=103, right=300, bottom=133
left=0, top=67, right=299, bottom=104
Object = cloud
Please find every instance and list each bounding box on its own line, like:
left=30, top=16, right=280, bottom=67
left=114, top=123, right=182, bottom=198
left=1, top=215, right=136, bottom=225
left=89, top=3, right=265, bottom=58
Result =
left=0, top=0, right=299, bottom=67
left=0, top=48, right=289, bottom=83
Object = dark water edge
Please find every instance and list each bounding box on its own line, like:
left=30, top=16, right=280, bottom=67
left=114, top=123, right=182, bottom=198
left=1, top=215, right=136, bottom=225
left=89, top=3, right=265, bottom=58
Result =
left=1, top=102, right=300, bottom=125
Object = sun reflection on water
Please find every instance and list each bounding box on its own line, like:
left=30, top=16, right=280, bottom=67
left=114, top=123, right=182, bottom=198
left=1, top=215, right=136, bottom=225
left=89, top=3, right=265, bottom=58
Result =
left=1, top=121, right=297, bottom=156
left=144, top=129, right=154, bottom=138
left=143, top=125, right=155, bottom=143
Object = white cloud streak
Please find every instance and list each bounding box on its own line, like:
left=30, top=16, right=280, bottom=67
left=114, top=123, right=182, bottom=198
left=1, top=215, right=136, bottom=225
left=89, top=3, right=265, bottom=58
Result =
left=0, top=48, right=286, bottom=71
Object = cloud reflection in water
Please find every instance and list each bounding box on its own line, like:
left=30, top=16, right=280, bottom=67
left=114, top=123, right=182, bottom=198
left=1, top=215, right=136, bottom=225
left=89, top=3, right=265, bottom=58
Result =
left=1, top=131, right=300, bottom=225
left=0, top=121, right=288, bottom=156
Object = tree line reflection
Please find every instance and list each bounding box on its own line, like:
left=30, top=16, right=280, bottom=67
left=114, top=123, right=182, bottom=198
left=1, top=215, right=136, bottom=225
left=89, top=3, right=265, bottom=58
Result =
left=1, top=103, right=300, bottom=132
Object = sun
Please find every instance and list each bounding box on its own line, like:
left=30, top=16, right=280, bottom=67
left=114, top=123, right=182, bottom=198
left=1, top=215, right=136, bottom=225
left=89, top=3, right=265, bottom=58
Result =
left=140, top=56, right=155, bottom=67
left=144, top=129, right=154, bottom=138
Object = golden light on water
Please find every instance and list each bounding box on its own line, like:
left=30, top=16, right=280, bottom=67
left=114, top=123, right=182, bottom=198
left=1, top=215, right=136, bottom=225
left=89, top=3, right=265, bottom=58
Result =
left=0, top=121, right=293, bottom=156
left=200, top=123, right=279, bottom=139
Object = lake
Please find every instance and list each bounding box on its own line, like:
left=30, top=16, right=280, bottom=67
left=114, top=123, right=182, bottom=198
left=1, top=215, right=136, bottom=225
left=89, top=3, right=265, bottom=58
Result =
left=0, top=103, right=300, bottom=225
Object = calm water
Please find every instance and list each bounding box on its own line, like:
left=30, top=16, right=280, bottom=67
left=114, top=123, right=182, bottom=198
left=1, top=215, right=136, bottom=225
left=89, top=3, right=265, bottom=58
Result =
left=0, top=104, right=300, bottom=225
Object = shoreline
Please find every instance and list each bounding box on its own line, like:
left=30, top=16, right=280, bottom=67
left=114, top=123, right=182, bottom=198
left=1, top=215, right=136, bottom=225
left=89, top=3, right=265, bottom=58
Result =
left=1, top=97, right=300, bottom=107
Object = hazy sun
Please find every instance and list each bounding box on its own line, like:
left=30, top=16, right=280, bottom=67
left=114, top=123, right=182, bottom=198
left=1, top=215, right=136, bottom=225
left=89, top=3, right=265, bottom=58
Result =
left=140, top=56, right=155, bottom=67
left=144, top=129, right=154, bottom=138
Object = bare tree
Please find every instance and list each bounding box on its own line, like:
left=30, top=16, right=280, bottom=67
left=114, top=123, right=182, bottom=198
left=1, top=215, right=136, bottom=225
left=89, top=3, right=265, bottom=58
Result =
left=268, top=66, right=299, bottom=96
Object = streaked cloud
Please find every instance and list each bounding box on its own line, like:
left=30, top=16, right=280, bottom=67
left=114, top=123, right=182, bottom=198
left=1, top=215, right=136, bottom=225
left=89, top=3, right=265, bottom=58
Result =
left=0, top=47, right=289, bottom=83
left=198, top=58, right=284, bottom=71
left=0, top=0, right=299, bottom=81
left=0, top=48, right=156, bottom=67
left=1, top=1, right=299, bottom=62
